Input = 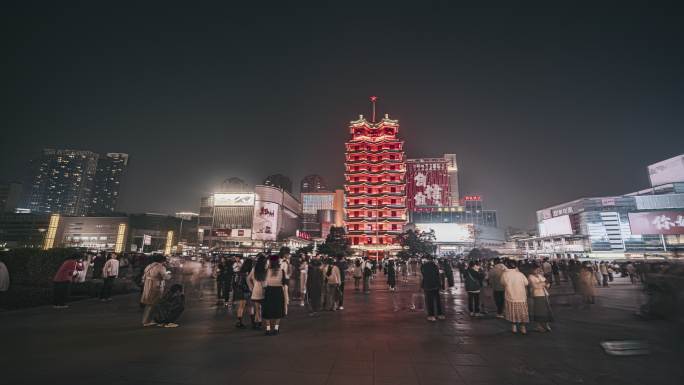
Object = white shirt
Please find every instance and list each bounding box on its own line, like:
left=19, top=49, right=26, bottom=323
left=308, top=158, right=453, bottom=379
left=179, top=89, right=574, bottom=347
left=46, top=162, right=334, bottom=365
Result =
left=102, top=258, right=120, bottom=278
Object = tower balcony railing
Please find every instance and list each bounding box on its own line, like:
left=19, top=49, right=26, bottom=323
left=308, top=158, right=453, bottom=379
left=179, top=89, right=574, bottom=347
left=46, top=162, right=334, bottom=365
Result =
left=344, top=180, right=405, bottom=186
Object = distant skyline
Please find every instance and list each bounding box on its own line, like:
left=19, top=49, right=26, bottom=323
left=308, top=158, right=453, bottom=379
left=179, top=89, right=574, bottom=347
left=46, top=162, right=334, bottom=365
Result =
left=2, top=3, right=682, bottom=228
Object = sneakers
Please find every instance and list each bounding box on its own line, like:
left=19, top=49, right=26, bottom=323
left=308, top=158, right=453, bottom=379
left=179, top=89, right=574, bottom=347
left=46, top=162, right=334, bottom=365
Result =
left=338, top=306, right=344, bottom=310
left=300, top=301, right=305, bottom=307
left=427, top=316, right=437, bottom=322
left=496, top=314, right=504, bottom=319
left=164, top=323, right=179, bottom=328
left=437, top=315, right=446, bottom=320
left=143, top=322, right=158, bottom=327
left=469, top=312, right=475, bottom=317
left=520, top=326, right=528, bottom=335
left=511, top=324, right=518, bottom=334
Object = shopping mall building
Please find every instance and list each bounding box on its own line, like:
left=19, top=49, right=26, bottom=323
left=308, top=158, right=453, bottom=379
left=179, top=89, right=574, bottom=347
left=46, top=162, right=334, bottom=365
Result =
left=521, top=154, right=684, bottom=259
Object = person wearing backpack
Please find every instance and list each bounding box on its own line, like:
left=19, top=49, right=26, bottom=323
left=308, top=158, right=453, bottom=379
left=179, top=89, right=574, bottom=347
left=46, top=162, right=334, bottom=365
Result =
left=464, top=261, right=485, bottom=316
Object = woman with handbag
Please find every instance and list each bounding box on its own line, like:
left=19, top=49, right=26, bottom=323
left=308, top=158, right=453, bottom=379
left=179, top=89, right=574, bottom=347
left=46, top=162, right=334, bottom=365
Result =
left=262, top=255, right=287, bottom=336
left=233, top=258, right=254, bottom=329
left=528, top=266, right=553, bottom=332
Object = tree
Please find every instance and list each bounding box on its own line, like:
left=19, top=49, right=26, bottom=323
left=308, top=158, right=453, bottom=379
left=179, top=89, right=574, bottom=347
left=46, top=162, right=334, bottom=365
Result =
left=397, top=229, right=436, bottom=259
left=295, top=243, right=315, bottom=256
left=317, top=226, right=352, bottom=257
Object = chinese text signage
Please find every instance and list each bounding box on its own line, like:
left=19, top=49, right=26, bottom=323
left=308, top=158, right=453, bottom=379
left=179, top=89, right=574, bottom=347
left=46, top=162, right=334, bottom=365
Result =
left=628, top=210, right=684, bottom=235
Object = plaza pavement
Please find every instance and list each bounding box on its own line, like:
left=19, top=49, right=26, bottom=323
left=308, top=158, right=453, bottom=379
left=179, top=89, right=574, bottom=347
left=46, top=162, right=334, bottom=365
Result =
left=1, top=269, right=682, bottom=385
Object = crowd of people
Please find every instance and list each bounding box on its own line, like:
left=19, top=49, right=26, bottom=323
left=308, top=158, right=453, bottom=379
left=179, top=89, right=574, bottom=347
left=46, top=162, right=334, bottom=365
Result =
left=5, top=246, right=670, bottom=333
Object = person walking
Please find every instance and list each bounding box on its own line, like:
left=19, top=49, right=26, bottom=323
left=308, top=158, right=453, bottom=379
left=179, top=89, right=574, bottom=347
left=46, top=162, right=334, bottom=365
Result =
left=262, top=255, right=287, bottom=335
left=578, top=262, right=596, bottom=306
left=352, top=259, right=363, bottom=291
left=324, top=258, right=341, bottom=311
left=528, top=266, right=553, bottom=332
left=100, top=253, right=120, bottom=301
left=501, top=260, right=529, bottom=335
left=542, top=258, right=553, bottom=285
left=362, top=257, right=372, bottom=294
left=599, top=262, right=609, bottom=287
left=335, top=255, right=347, bottom=310
left=214, top=262, right=227, bottom=304
left=247, top=254, right=267, bottom=330
left=53, top=254, right=83, bottom=308
left=386, top=259, right=397, bottom=291
left=299, top=256, right=308, bottom=306
left=141, top=255, right=170, bottom=327
left=0, top=260, right=10, bottom=292
left=626, top=262, right=637, bottom=284
left=306, top=258, right=324, bottom=316
left=489, top=258, right=507, bottom=318
left=421, top=256, right=445, bottom=321
left=552, top=261, right=561, bottom=286
left=464, top=261, right=485, bottom=317
left=233, top=258, right=254, bottom=328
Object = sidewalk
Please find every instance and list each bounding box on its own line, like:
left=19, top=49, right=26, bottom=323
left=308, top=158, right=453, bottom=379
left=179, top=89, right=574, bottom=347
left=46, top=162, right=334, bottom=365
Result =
left=1, top=272, right=681, bottom=385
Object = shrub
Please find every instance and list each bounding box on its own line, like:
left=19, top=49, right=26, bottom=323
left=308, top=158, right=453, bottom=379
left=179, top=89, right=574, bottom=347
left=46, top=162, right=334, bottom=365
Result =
left=0, top=248, right=81, bottom=287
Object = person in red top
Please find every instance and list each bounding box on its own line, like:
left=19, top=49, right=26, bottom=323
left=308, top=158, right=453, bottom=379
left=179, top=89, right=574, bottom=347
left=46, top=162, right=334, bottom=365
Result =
left=53, top=254, right=83, bottom=308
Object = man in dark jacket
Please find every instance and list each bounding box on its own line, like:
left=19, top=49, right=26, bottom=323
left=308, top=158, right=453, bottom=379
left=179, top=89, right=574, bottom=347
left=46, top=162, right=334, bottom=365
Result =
left=464, top=261, right=485, bottom=316
left=421, top=256, right=444, bottom=321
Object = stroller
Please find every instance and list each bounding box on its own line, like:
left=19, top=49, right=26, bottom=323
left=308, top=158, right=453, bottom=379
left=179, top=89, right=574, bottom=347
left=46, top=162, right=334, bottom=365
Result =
left=154, top=284, right=185, bottom=328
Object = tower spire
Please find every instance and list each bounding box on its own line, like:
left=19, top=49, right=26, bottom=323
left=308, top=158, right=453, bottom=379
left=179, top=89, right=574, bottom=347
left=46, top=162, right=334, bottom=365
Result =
left=370, top=96, right=378, bottom=123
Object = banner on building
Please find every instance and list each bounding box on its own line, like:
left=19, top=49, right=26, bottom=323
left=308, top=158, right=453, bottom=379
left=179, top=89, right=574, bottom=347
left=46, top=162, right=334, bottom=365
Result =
left=252, top=201, right=279, bottom=241
left=212, top=229, right=252, bottom=238
left=406, top=160, right=450, bottom=211
left=213, top=193, right=255, bottom=207
left=628, top=210, right=684, bottom=235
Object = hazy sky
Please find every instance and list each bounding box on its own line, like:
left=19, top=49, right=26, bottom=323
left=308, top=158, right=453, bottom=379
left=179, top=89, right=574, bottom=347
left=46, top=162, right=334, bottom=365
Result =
left=2, top=2, right=682, bottom=228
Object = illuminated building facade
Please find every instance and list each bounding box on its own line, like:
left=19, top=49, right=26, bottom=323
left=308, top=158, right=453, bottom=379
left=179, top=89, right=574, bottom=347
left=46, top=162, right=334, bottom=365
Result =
left=344, top=112, right=407, bottom=258
left=90, top=153, right=129, bottom=214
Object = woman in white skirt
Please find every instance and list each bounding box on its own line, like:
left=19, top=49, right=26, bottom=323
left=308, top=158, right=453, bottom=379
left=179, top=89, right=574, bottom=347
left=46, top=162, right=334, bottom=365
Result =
left=501, top=260, right=529, bottom=335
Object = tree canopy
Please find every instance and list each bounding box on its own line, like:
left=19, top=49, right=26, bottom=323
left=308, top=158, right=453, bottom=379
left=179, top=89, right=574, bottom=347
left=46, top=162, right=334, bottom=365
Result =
left=397, top=229, right=436, bottom=259
left=317, top=226, right=352, bottom=257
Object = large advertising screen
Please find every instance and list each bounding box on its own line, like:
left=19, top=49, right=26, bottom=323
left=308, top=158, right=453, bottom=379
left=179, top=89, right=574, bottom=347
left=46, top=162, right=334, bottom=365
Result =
left=406, top=160, right=450, bottom=211
left=415, top=223, right=474, bottom=243
left=538, top=215, right=573, bottom=237
left=251, top=201, right=279, bottom=241
left=629, top=210, right=684, bottom=235
left=648, top=155, right=684, bottom=187
left=213, top=193, right=255, bottom=207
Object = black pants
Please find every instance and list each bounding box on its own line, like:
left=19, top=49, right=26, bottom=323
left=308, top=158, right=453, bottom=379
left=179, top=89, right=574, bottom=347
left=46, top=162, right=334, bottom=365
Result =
left=100, top=277, right=115, bottom=299
left=53, top=282, right=71, bottom=306
left=467, top=292, right=480, bottom=313
left=338, top=281, right=345, bottom=307
left=602, top=274, right=609, bottom=287
left=424, top=289, right=443, bottom=317
left=493, top=290, right=505, bottom=315
left=216, top=280, right=224, bottom=299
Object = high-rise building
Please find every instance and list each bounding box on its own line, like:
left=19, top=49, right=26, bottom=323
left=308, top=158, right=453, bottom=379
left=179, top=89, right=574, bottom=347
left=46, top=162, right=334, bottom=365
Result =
left=90, top=153, right=129, bottom=214
left=443, top=153, right=459, bottom=205
left=263, top=174, right=293, bottom=193
left=344, top=112, right=407, bottom=258
left=300, top=174, right=329, bottom=193
left=26, top=149, right=100, bottom=216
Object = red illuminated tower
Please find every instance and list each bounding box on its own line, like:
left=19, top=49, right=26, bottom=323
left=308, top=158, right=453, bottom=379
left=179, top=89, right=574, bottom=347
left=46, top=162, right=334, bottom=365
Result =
left=344, top=97, right=407, bottom=259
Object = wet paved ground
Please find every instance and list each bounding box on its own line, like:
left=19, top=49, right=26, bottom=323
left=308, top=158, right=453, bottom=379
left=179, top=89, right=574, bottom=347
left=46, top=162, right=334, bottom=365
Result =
left=1, top=267, right=682, bottom=385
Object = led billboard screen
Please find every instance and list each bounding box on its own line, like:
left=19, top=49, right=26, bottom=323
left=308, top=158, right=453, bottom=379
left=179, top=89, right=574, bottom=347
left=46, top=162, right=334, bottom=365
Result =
left=538, top=215, right=573, bottom=237
left=629, top=210, right=684, bottom=235
left=415, top=223, right=474, bottom=243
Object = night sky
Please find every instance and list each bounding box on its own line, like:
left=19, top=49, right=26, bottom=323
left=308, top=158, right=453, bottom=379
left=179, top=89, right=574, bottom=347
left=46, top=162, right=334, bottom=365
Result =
left=1, top=2, right=682, bottom=228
